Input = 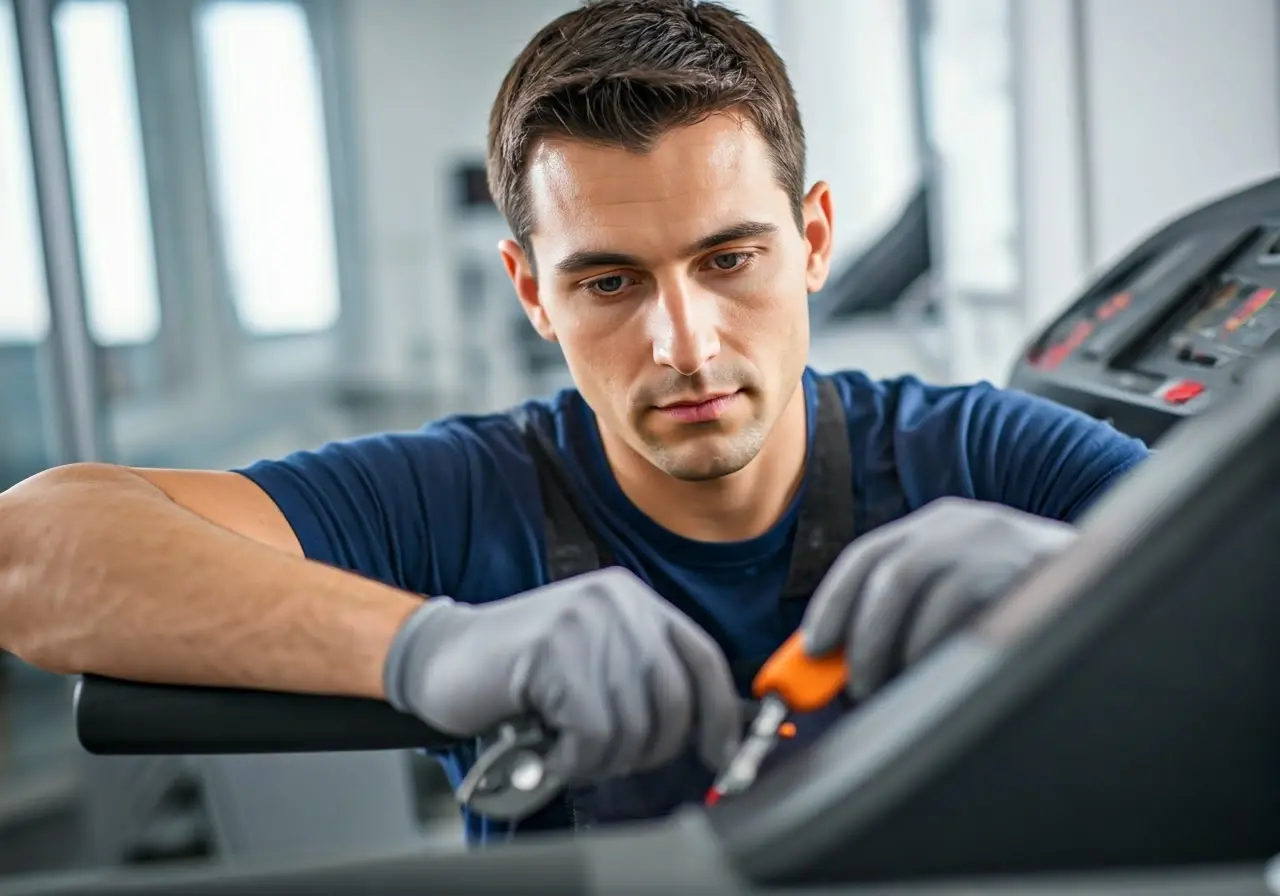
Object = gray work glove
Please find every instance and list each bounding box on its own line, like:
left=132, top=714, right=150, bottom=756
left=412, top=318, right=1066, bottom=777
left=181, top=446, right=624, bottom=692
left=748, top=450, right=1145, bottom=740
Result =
left=802, top=498, right=1077, bottom=700
left=383, top=567, right=742, bottom=786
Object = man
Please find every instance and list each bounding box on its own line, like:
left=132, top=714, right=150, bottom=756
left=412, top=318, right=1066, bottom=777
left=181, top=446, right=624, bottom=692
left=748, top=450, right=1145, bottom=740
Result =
left=0, top=0, right=1146, bottom=847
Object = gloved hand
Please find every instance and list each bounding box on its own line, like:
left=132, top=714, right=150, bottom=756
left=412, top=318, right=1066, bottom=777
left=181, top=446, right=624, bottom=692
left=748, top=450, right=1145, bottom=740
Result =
left=801, top=497, right=1077, bottom=700
left=382, top=567, right=742, bottom=786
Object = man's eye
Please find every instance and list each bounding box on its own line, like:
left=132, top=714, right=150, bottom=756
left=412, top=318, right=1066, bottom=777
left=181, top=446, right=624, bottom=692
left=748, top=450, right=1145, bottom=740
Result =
left=589, top=274, right=630, bottom=295
left=711, top=252, right=749, bottom=271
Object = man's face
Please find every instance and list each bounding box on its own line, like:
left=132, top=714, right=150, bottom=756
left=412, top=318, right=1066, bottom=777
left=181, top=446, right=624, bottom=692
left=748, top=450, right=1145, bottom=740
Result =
left=501, top=112, right=834, bottom=481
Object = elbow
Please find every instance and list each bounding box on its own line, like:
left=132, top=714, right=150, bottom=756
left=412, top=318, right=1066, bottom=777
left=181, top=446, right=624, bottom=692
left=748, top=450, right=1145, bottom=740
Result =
left=0, top=463, right=134, bottom=672
left=0, top=547, right=77, bottom=674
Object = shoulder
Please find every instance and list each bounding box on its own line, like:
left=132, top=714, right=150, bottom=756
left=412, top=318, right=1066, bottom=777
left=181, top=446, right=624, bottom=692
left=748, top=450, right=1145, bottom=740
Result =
left=235, top=392, right=577, bottom=597
left=238, top=403, right=535, bottom=519
left=399, top=395, right=575, bottom=596
left=821, top=367, right=1007, bottom=453
left=824, top=367, right=1057, bottom=430
left=425, top=393, right=587, bottom=598
left=818, top=368, right=1149, bottom=521
left=823, top=367, right=971, bottom=428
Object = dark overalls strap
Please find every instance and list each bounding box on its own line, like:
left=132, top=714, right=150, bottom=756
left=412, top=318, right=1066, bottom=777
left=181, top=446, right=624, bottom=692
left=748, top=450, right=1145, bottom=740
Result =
left=514, top=376, right=854, bottom=591
left=515, top=408, right=616, bottom=581
left=781, top=376, right=855, bottom=599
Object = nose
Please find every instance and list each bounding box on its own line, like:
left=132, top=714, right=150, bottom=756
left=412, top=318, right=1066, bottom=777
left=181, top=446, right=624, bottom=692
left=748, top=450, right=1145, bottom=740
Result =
left=650, top=280, right=721, bottom=376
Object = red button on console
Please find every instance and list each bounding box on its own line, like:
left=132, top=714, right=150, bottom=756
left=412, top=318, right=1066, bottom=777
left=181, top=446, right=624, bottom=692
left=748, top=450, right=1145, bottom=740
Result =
left=1161, top=379, right=1206, bottom=405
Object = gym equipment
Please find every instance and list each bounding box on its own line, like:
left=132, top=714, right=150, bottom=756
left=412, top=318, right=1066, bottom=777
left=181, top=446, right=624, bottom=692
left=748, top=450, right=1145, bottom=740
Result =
left=1010, top=174, right=1280, bottom=443
left=6, top=181, right=1280, bottom=893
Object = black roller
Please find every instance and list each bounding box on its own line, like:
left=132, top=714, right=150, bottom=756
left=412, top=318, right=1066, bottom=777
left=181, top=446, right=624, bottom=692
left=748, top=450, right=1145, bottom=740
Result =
left=74, top=675, right=460, bottom=755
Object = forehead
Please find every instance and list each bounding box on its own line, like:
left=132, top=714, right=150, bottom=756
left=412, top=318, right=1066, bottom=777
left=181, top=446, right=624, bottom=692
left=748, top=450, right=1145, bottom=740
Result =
left=525, top=113, right=790, bottom=259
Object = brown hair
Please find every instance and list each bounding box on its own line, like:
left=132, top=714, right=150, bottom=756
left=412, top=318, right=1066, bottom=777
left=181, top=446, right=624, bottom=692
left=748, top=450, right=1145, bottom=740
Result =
left=487, top=0, right=806, bottom=255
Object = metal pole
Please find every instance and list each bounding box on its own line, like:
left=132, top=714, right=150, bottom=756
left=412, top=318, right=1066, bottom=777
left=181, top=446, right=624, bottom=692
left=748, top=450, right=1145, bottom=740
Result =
left=1068, top=0, right=1098, bottom=272
left=13, top=0, right=107, bottom=464
left=905, top=0, right=934, bottom=170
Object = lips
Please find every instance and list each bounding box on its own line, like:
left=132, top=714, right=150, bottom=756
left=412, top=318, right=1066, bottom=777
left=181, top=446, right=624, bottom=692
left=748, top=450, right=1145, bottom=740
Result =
left=654, top=391, right=740, bottom=424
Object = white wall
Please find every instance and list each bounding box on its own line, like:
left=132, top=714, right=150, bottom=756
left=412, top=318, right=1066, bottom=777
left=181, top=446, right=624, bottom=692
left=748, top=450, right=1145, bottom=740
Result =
left=1081, top=0, right=1280, bottom=268
left=1013, top=0, right=1091, bottom=335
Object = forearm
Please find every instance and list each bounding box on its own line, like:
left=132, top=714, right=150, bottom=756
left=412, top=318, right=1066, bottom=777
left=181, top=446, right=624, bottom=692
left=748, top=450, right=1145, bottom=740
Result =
left=0, top=464, right=422, bottom=699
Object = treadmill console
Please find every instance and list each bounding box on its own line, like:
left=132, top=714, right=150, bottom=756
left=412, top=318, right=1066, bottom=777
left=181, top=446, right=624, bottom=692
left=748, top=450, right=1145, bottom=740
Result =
left=1011, top=224, right=1280, bottom=443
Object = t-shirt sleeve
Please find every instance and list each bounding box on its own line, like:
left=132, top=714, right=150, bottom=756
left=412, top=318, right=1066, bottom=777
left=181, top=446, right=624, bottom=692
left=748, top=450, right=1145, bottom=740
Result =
left=232, top=422, right=476, bottom=597
left=884, top=376, right=1151, bottom=524
left=949, top=382, right=1150, bottom=522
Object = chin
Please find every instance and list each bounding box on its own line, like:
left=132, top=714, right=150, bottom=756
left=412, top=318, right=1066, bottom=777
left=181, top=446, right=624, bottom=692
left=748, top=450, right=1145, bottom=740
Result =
left=645, top=427, right=767, bottom=482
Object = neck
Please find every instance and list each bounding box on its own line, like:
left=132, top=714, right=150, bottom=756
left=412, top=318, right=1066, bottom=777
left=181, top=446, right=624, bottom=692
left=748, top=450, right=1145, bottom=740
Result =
left=600, top=380, right=809, bottom=543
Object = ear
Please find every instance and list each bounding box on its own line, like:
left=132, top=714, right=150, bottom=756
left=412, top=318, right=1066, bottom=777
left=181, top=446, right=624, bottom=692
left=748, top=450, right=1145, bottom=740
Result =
left=800, top=181, right=835, bottom=294
left=499, top=239, right=557, bottom=342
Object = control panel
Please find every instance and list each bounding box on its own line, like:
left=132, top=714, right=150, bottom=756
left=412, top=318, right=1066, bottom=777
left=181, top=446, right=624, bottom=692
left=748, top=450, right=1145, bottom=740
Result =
left=1012, top=223, right=1280, bottom=443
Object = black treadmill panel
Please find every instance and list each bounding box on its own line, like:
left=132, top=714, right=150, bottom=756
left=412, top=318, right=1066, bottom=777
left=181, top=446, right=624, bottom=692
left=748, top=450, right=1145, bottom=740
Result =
left=1117, top=226, right=1280, bottom=382
left=1024, top=236, right=1205, bottom=373
left=1011, top=179, right=1280, bottom=443
left=1144, top=276, right=1280, bottom=370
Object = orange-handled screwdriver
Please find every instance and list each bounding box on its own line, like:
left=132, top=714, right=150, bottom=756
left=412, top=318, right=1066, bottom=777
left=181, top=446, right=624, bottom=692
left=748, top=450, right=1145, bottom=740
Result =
left=705, top=631, right=848, bottom=805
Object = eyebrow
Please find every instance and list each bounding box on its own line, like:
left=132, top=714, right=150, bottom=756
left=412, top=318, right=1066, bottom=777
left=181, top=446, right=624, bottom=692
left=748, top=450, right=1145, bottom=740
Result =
left=552, top=220, right=779, bottom=276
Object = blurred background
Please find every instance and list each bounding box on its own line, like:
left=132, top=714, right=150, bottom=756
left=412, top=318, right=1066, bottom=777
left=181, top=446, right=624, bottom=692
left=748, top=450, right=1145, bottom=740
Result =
left=1, top=0, right=1277, bottom=879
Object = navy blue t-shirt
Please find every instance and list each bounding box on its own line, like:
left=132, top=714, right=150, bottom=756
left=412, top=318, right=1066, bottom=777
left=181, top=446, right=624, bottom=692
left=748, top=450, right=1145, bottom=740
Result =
left=235, top=368, right=1148, bottom=844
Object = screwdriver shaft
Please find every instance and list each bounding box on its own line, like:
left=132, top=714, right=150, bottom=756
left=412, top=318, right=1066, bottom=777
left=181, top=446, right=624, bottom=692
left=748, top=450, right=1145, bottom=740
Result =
left=706, top=694, right=788, bottom=802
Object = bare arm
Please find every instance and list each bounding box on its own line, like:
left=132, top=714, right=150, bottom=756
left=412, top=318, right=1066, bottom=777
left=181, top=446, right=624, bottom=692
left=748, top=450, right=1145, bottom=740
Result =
left=0, top=462, right=423, bottom=699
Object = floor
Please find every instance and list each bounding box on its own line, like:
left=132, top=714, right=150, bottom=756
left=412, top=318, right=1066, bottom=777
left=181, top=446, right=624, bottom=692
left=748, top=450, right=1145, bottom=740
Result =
left=0, top=659, right=78, bottom=780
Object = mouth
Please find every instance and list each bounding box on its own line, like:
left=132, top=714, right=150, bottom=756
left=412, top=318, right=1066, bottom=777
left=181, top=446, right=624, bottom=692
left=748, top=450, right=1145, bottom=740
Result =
left=653, top=390, right=742, bottom=424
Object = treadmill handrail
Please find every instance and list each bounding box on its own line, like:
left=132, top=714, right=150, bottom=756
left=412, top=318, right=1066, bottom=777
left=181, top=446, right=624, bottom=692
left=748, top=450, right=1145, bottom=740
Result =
left=74, top=674, right=461, bottom=755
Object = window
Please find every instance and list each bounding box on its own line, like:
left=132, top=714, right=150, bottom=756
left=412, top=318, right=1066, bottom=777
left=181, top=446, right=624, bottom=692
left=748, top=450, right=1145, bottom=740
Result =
left=53, top=0, right=162, bottom=346
left=0, top=0, right=50, bottom=344
left=196, top=1, right=340, bottom=336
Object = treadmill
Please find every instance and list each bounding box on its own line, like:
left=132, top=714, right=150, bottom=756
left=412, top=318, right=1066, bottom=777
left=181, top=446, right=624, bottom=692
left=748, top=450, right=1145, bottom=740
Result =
left=4, top=189, right=1280, bottom=893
